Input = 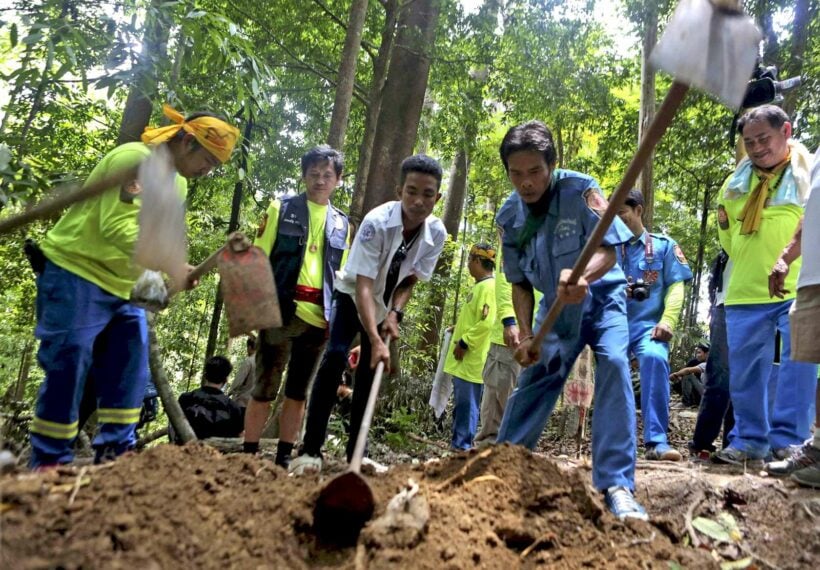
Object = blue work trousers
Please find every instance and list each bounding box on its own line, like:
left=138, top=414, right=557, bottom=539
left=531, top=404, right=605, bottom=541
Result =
left=691, top=304, right=734, bottom=451
left=726, top=301, right=817, bottom=457
left=451, top=377, right=483, bottom=450
left=497, top=302, right=636, bottom=491
left=30, top=261, right=149, bottom=467
left=628, top=324, right=670, bottom=447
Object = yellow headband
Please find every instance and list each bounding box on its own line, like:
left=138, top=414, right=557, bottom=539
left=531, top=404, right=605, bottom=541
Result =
left=141, top=104, right=240, bottom=164
left=470, top=245, right=496, bottom=261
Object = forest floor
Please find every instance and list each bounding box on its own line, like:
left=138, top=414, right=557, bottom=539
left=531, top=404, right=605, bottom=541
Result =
left=2, top=405, right=819, bottom=569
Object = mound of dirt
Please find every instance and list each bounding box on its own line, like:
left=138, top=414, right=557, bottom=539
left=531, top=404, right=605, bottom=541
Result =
left=1, top=443, right=716, bottom=569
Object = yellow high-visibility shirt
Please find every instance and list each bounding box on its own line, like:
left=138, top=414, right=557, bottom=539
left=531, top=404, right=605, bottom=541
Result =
left=41, top=142, right=187, bottom=299
left=718, top=172, right=803, bottom=305
left=444, top=276, right=496, bottom=383
left=254, top=197, right=349, bottom=328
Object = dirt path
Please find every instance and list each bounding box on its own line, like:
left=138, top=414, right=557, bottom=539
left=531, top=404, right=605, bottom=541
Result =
left=2, top=443, right=817, bottom=569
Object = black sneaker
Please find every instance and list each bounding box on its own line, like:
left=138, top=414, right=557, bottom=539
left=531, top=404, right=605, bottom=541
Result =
left=711, top=447, right=764, bottom=468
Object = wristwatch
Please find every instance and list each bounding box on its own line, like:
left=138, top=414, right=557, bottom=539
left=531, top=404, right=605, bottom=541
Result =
left=390, top=307, right=404, bottom=323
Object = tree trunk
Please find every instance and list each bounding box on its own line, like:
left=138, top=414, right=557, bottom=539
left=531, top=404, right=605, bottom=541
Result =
left=116, top=0, right=171, bottom=144
left=685, top=185, right=713, bottom=328
left=147, top=316, right=196, bottom=443
left=418, top=148, right=468, bottom=357
left=13, top=339, right=34, bottom=401
left=204, top=118, right=254, bottom=359
left=361, top=0, right=441, bottom=215
left=637, top=0, right=657, bottom=230
left=556, top=123, right=564, bottom=169
left=137, top=427, right=169, bottom=448
left=204, top=290, right=224, bottom=361
left=0, top=43, right=34, bottom=136
left=349, top=0, right=398, bottom=226
left=781, top=0, right=812, bottom=117
left=18, top=42, right=54, bottom=156
left=185, top=302, right=209, bottom=390
left=327, top=0, right=369, bottom=150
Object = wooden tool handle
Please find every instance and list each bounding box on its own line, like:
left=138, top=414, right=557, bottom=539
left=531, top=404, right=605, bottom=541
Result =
left=349, top=337, right=391, bottom=474
left=529, top=82, right=689, bottom=353
left=173, top=231, right=252, bottom=294
left=0, top=165, right=139, bottom=236
left=186, top=247, right=223, bottom=284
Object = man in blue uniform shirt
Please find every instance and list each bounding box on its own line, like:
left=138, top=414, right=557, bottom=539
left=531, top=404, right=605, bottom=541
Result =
left=617, top=189, right=693, bottom=461
left=495, top=120, right=647, bottom=520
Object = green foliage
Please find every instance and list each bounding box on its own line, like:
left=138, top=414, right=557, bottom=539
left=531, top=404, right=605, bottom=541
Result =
left=381, top=406, right=422, bottom=451
left=0, top=0, right=817, bottom=447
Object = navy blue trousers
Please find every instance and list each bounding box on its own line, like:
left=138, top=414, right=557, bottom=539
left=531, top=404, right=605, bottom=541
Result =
left=30, top=262, right=148, bottom=467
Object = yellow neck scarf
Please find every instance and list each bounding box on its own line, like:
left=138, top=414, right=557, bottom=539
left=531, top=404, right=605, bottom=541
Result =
left=737, top=151, right=791, bottom=235
left=141, top=104, right=240, bottom=163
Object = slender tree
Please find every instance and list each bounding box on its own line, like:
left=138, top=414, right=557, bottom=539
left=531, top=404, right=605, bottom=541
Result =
left=204, top=116, right=253, bottom=360
left=361, top=0, right=441, bottom=214
left=116, top=0, right=171, bottom=144
left=349, top=0, right=399, bottom=226
left=637, top=0, right=657, bottom=230
left=327, top=0, right=369, bottom=150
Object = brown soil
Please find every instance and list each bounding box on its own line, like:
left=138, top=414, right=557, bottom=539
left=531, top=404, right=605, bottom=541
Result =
left=1, top=443, right=817, bottom=569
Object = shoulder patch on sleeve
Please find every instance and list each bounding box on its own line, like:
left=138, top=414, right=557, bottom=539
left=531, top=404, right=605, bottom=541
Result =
left=256, top=212, right=269, bottom=238
left=583, top=188, right=608, bottom=216
left=359, top=221, right=376, bottom=242
left=119, top=180, right=142, bottom=204
left=674, top=244, right=688, bottom=265
left=717, top=204, right=729, bottom=230
left=482, top=304, right=490, bottom=320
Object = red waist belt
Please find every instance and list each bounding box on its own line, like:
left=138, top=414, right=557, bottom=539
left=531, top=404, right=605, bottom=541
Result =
left=294, top=285, right=323, bottom=305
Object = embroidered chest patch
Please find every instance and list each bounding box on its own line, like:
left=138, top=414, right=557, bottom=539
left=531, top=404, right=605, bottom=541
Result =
left=555, top=218, right=578, bottom=240
left=642, top=270, right=659, bottom=285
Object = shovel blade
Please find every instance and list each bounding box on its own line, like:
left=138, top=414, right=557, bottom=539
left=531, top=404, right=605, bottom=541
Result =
left=650, top=0, right=761, bottom=108
left=217, top=242, right=282, bottom=337
left=313, top=471, right=375, bottom=546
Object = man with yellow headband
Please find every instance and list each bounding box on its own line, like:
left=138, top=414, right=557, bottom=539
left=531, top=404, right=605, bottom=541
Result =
left=29, top=105, right=238, bottom=468
left=714, top=104, right=817, bottom=467
left=444, top=243, right=496, bottom=450
left=244, top=145, right=350, bottom=469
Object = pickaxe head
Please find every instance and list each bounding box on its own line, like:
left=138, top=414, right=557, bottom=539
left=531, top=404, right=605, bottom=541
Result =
left=650, top=0, right=762, bottom=109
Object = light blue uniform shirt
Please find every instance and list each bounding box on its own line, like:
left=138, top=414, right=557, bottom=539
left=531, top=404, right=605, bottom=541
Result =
left=618, top=231, right=693, bottom=327
left=497, top=169, right=634, bottom=338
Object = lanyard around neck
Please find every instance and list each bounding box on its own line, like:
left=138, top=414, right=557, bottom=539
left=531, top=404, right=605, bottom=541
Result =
left=621, top=234, right=654, bottom=266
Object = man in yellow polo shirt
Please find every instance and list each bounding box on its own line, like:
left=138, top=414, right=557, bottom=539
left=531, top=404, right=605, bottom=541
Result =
left=30, top=105, right=238, bottom=468
left=244, top=145, right=349, bottom=468
left=444, top=244, right=496, bottom=450
left=714, top=105, right=817, bottom=467
left=474, top=239, right=519, bottom=446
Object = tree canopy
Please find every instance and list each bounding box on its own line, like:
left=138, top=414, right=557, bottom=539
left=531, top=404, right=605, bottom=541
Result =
left=1, top=0, right=817, bottom=434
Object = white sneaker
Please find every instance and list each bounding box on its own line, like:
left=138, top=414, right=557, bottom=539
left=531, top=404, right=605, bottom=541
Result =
left=361, top=457, right=389, bottom=474
left=288, top=454, right=322, bottom=476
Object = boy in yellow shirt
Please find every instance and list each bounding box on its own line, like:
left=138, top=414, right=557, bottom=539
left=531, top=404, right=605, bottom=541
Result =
left=444, top=244, right=496, bottom=450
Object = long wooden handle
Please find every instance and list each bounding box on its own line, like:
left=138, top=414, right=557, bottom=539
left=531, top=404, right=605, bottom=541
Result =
left=530, top=82, right=690, bottom=353
left=186, top=247, right=223, bottom=284
left=169, top=232, right=252, bottom=295
left=0, top=165, right=139, bottom=235
left=349, top=337, right=391, bottom=474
